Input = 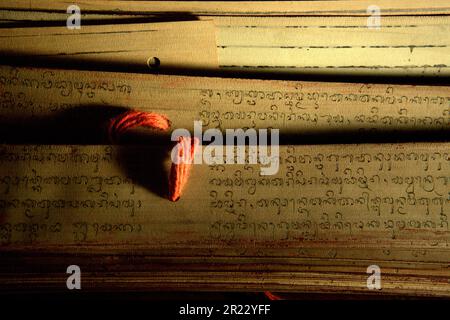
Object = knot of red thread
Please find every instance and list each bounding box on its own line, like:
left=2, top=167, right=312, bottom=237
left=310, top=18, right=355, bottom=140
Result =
left=108, top=110, right=197, bottom=202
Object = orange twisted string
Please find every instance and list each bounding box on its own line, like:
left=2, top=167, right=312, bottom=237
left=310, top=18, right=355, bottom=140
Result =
left=108, top=110, right=170, bottom=144
left=169, top=136, right=199, bottom=202
left=264, top=291, right=282, bottom=300
left=108, top=110, right=197, bottom=202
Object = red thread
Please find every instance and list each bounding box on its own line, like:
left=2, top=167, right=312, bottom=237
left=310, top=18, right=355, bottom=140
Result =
left=108, top=110, right=170, bottom=144
left=168, top=136, right=199, bottom=202
left=264, top=291, right=282, bottom=300
left=108, top=110, right=196, bottom=202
